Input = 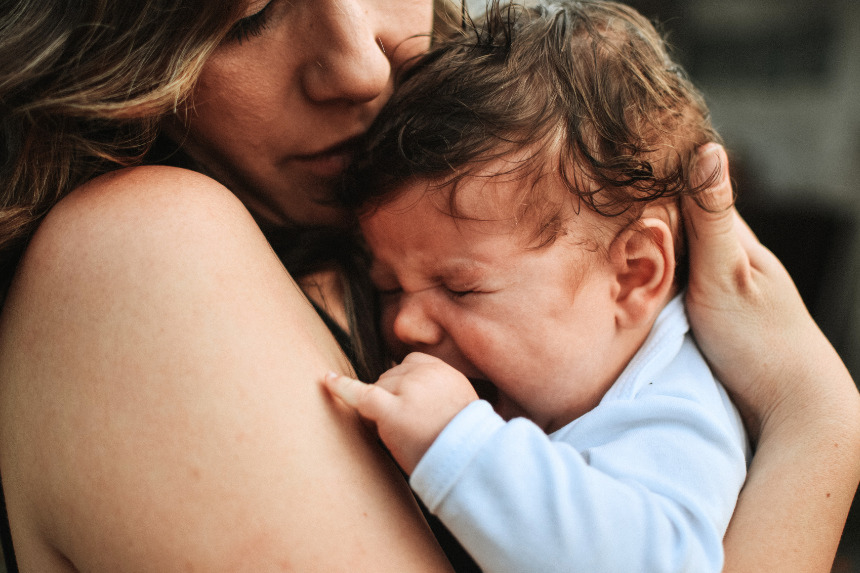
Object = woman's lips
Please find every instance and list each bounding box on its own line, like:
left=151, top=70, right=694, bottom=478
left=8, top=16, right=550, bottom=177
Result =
left=291, top=150, right=352, bottom=178
left=291, top=138, right=360, bottom=179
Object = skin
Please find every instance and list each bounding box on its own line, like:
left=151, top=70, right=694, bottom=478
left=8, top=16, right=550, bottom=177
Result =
left=682, top=144, right=860, bottom=572
left=0, top=167, right=454, bottom=572
left=0, top=0, right=856, bottom=566
left=327, top=146, right=860, bottom=571
left=364, top=177, right=627, bottom=431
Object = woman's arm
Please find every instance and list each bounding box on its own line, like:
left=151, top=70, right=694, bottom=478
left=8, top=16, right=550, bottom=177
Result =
left=683, top=144, right=860, bottom=572
left=0, top=166, right=452, bottom=572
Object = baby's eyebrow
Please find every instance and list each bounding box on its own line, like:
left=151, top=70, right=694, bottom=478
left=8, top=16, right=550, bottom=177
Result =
left=368, top=256, right=491, bottom=291
left=437, top=259, right=488, bottom=282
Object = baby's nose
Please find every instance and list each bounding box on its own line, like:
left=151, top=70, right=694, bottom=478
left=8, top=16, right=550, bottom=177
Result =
left=391, top=295, right=444, bottom=348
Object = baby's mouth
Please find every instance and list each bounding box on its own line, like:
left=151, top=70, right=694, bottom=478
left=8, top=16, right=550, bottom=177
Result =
left=468, top=379, right=527, bottom=423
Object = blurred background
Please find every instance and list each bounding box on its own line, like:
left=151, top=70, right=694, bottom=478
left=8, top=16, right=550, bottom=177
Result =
left=463, top=0, right=860, bottom=569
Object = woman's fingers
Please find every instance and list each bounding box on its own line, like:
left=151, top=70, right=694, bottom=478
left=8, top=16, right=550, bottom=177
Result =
left=682, top=143, right=746, bottom=281
left=690, top=143, right=732, bottom=209
left=684, top=145, right=780, bottom=277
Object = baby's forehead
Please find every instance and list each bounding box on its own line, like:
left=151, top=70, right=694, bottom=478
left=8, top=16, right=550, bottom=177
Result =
left=367, top=174, right=525, bottom=236
left=410, top=161, right=602, bottom=247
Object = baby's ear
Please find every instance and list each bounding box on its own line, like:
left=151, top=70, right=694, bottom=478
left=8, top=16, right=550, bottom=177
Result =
left=608, top=214, right=676, bottom=329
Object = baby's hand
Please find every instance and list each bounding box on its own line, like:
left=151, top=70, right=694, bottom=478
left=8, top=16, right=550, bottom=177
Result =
left=323, top=352, right=478, bottom=474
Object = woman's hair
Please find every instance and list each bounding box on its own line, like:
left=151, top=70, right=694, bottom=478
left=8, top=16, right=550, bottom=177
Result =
left=0, top=0, right=467, bottom=270
left=346, top=0, right=723, bottom=244
left=0, top=0, right=242, bottom=288
left=1, top=0, right=461, bottom=381
left=0, top=0, right=464, bottom=283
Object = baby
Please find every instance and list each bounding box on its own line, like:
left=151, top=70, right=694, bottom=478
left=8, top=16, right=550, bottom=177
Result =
left=325, top=1, right=748, bottom=571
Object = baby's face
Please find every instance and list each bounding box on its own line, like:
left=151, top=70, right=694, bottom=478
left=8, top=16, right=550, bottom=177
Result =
left=361, top=171, right=628, bottom=432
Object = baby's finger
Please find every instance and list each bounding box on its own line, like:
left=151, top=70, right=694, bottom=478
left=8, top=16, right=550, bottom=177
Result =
left=323, top=371, right=368, bottom=408
left=399, top=352, right=440, bottom=365
left=322, top=372, right=396, bottom=422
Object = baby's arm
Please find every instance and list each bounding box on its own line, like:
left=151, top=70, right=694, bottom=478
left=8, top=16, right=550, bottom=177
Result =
left=323, top=352, right=478, bottom=474
left=326, top=353, right=743, bottom=573
left=408, top=395, right=743, bottom=573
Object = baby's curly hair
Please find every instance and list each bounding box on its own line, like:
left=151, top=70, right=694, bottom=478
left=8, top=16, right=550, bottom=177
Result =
left=345, top=0, right=722, bottom=246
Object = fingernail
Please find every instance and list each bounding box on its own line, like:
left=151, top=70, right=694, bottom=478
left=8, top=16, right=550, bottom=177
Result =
left=695, top=143, right=722, bottom=188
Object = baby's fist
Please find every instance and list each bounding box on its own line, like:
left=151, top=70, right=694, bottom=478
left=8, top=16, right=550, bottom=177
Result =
left=323, top=353, right=478, bottom=473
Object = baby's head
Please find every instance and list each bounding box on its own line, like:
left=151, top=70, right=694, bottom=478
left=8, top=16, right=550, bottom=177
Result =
left=347, top=0, right=722, bottom=430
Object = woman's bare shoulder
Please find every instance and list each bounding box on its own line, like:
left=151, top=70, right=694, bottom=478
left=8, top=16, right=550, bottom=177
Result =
left=0, top=166, right=452, bottom=571
left=48, top=165, right=249, bottom=232
left=14, top=165, right=276, bottom=345
left=24, top=165, right=254, bottom=286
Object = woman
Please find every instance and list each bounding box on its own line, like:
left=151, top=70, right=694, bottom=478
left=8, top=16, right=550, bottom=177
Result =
left=0, top=1, right=857, bottom=571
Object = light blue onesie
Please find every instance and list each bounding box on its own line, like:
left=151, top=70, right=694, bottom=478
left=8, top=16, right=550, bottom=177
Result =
left=410, top=294, right=749, bottom=573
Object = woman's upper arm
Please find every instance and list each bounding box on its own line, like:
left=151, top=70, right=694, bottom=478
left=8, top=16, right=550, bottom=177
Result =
left=0, top=166, right=451, bottom=571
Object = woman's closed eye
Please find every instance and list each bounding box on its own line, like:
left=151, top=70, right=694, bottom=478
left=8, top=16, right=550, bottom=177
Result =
left=224, top=0, right=275, bottom=44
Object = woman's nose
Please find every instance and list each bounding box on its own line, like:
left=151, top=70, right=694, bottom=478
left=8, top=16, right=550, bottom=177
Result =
left=301, top=1, right=392, bottom=104
left=391, top=295, right=444, bottom=348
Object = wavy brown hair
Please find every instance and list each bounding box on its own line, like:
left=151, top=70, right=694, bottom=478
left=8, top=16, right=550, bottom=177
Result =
left=0, top=0, right=463, bottom=382
left=0, top=0, right=243, bottom=287
left=347, top=0, right=723, bottom=245
left=0, top=0, right=465, bottom=284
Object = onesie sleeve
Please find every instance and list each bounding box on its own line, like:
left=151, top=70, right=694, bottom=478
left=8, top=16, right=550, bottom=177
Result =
left=410, top=395, right=746, bottom=573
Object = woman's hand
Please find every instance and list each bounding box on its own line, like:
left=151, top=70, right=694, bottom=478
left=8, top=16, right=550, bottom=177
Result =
left=683, top=143, right=860, bottom=572
left=324, top=352, right=479, bottom=474
left=682, top=142, right=846, bottom=438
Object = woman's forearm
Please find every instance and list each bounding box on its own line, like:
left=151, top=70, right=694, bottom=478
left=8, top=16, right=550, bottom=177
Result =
left=682, top=144, right=860, bottom=572
left=723, top=334, right=860, bottom=572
